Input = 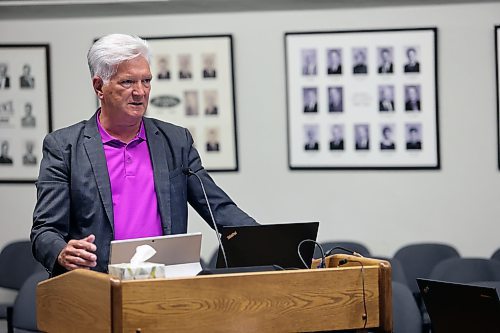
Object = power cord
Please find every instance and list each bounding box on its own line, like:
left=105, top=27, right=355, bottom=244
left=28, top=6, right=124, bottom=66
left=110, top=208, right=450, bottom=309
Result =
left=297, top=239, right=326, bottom=269
left=339, top=259, right=368, bottom=328
left=324, top=246, right=364, bottom=258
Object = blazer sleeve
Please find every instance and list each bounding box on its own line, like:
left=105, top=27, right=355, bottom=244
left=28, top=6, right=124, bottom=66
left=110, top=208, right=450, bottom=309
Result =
left=183, top=129, right=258, bottom=228
left=31, top=133, right=71, bottom=275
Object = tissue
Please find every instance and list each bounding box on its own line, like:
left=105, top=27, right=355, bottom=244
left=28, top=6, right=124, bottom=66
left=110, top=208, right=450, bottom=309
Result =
left=108, top=244, right=166, bottom=280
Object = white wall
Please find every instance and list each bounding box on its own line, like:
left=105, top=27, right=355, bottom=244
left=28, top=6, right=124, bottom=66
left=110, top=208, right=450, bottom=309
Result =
left=1, top=2, right=500, bottom=261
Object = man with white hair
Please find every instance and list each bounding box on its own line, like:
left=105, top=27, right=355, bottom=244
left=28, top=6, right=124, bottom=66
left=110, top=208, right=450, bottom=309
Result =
left=31, top=34, right=257, bottom=276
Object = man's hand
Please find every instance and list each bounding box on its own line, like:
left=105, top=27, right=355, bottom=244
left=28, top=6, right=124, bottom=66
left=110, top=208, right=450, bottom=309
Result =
left=57, top=234, right=97, bottom=271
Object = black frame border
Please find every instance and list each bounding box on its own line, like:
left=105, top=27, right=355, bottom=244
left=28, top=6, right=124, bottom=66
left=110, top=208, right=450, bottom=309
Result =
left=142, top=34, right=239, bottom=173
left=0, top=43, right=53, bottom=184
left=284, top=27, right=440, bottom=171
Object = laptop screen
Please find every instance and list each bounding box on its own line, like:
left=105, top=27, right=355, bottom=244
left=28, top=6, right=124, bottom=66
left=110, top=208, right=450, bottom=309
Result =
left=417, top=278, right=500, bottom=332
left=216, top=222, right=319, bottom=269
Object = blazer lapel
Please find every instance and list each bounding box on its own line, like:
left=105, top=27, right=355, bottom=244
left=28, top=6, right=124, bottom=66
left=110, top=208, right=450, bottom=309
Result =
left=83, top=112, right=114, bottom=230
left=144, top=118, right=172, bottom=235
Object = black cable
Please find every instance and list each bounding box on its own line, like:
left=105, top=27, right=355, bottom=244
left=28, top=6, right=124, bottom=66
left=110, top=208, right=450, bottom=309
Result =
left=324, top=246, right=364, bottom=258
left=297, top=239, right=326, bottom=269
left=187, top=169, right=228, bottom=268
left=347, top=259, right=368, bottom=329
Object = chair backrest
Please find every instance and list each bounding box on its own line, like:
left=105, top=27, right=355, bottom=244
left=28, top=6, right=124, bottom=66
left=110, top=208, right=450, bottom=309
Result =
left=316, top=241, right=371, bottom=258
left=491, top=248, right=500, bottom=261
left=429, top=258, right=500, bottom=283
left=0, top=240, right=44, bottom=290
left=394, top=243, right=460, bottom=294
left=375, top=256, right=409, bottom=286
left=392, top=281, right=423, bottom=333
left=12, top=271, right=48, bottom=332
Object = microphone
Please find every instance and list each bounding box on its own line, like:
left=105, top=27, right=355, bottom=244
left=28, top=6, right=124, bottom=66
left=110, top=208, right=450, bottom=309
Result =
left=183, top=167, right=228, bottom=268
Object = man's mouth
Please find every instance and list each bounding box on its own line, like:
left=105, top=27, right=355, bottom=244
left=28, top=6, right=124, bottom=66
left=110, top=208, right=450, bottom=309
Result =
left=129, top=102, right=143, bottom=106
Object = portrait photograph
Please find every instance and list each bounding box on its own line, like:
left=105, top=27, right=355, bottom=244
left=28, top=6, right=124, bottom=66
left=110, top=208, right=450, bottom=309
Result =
left=355, top=124, right=370, bottom=151
left=404, top=46, right=420, bottom=73
left=206, top=127, right=220, bottom=152
left=21, top=102, right=36, bottom=127
left=301, top=49, right=317, bottom=76
left=0, top=63, right=10, bottom=89
left=202, top=53, right=217, bottom=78
left=328, top=86, right=343, bottom=112
left=0, top=140, right=13, bottom=164
left=22, top=140, right=37, bottom=165
left=204, top=90, right=218, bottom=115
left=377, top=47, right=394, bottom=74
left=303, top=87, right=318, bottom=113
left=156, top=55, right=171, bottom=80
left=178, top=54, right=192, bottom=79
left=184, top=90, right=199, bottom=116
left=19, top=63, right=35, bottom=88
left=304, top=124, right=320, bottom=151
left=405, top=85, right=421, bottom=111
left=329, top=124, right=344, bottom=151
left=352, top=47, right=368, bottom=74
left=326, top=49, right=342, bottom=75
left=378, top=85, right=395, bottom=112
left=380, top=124, right=396, bottom=151
left=406, top=123, right=423, bottom=150
left=285, top=28, right=439, bottom=169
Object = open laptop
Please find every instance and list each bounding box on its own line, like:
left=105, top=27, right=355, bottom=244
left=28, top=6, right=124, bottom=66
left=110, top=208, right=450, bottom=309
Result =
left=216, top=222, right=319, bottom=269
left=417, top=278, right=500, bottom=332
left=109, top=232, right=202, bottom=277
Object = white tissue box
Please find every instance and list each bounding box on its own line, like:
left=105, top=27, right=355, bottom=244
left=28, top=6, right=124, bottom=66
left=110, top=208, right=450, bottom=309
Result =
left=108, top=262, right=166, bottom=280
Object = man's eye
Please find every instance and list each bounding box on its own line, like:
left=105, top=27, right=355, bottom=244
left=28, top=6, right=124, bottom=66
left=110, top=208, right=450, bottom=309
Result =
left=121, top=80, right=134, bottom=87
left=142, top=79, right=152, bottom=86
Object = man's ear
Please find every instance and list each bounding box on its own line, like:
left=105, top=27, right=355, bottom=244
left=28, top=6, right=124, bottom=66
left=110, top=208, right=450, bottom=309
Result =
left=92, top=76, right=104, bottom=100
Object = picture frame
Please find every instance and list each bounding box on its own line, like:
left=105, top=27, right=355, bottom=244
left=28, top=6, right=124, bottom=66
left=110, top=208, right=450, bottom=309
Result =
left=495, top=26, right=500, bottom=169
left=0, top=44, right=52, bottom=183
left=144, top=35, right=239, bottom=172
left=285, top=28, right=440, bottom=170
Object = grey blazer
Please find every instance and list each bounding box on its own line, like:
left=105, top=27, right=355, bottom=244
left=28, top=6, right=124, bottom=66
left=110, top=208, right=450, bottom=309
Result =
left=31, top=112, right=256, bottom=276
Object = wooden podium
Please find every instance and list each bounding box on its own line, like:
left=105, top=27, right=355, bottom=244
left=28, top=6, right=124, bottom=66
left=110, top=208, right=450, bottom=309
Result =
left=37, top=254, right=392, bottom=332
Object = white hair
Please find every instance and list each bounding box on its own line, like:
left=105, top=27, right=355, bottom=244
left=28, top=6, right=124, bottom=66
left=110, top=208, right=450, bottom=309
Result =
left=87, top=34, right=151, bottom=82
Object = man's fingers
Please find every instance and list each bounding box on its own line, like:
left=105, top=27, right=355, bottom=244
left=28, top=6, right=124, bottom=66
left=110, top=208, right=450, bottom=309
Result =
left=83, top=234, right=96, bottom=243
left=65, top=255, right=97, bottom=268
left=66, top=248, right=97, bottom=262
left=68, top=238, right=97, bottom=252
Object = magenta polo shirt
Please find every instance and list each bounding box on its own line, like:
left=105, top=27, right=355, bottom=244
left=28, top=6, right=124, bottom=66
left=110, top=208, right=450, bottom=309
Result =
left=97, top=114, right=162, bottom=240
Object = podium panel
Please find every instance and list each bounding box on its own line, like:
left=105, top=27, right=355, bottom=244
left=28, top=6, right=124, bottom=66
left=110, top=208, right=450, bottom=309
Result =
left=37, top=254, right=392, bottom=333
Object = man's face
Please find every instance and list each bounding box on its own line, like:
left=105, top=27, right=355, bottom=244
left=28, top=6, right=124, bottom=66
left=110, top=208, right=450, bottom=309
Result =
left=1, top=142, right=8, bottom=155
left=158, top=58, right=168, bottom=71
left=0, top=64, right=6, bottom=76
left=409, top=129, right=419, bottom=142
left=408, top=87, right=418, bottom=101
left=206, top=93, right=216, bottom=108
left=357, top=126, right=368, bottom=139
left=23, top=65, right=30, bottom=75
left=383, top=128, right=392, bottom=140
left=98, top=56, right=152, bottom=123
left=25, top=103, right=32, bottom=115
left=330, top=51, right=340, bottom=65
left=382, top=87, right=392, bottom=100
left=382, top=50, right=390, bottom=62
left=332, top=126, right=342, bottom=140
left=408, top=49, right=416, bottom=62
left=355, top=51, right=365, bottom=64
left=204, top=55, right=215, bottom=70
left=307, top=90, right=316, bottom=104
left=330, top=89, right=340, bottom=103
